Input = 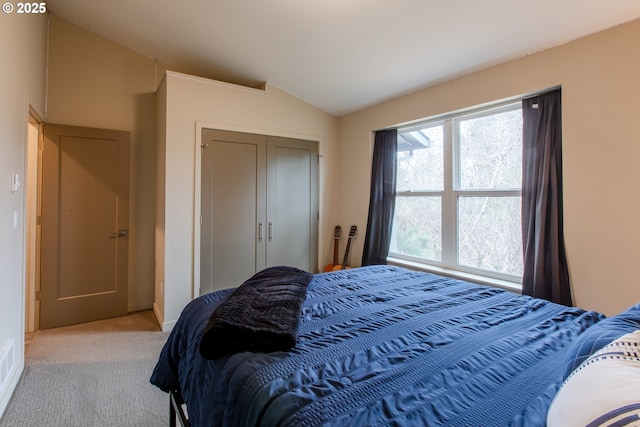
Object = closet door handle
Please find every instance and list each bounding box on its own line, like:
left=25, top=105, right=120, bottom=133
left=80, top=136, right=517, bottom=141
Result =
left=258, top=222, right=263, bottom=241
left=268, top=222, right=273, bottom=241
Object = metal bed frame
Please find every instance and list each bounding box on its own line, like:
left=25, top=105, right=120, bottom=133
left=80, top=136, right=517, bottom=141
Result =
left=169, top=390, right=190, bottom=427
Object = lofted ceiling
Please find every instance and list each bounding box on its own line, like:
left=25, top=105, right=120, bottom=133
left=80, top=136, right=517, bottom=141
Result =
left=46, top=0, right=640, bottom=116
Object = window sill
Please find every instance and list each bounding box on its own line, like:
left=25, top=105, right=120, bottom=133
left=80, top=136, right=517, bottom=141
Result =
left=386, top=257, right=522, bottom=294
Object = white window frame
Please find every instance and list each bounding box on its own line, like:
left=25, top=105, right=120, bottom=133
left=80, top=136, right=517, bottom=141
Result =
left=388, top=101, right=523, bottom=287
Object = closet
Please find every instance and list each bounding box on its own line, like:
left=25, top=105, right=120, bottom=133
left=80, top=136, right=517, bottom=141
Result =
left=199, top=129, right=319, bottom=295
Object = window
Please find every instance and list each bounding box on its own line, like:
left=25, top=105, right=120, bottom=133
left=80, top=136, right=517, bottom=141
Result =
left=389, top=102, right=523, bottom=282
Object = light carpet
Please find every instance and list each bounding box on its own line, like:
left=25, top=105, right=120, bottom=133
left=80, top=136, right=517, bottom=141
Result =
left=0, top=311, right=170, bottom=427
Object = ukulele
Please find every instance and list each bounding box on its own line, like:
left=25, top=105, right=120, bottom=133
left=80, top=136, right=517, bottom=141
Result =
left=333, top=225, right=357, bottom=271
left=323, top=226, right=342, bottom=272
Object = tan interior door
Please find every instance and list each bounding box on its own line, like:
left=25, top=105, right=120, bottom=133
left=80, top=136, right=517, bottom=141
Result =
left=40, top=124, right=130, bottom=329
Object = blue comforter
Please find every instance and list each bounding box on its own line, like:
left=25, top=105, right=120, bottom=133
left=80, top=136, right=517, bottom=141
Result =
left=150, top=266, right=603, bottom=426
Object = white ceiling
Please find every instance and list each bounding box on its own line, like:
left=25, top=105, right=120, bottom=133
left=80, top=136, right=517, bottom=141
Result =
left=46, top=0, right=640, bottom=116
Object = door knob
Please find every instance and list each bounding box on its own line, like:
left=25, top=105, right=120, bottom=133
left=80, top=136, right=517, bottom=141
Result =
left=110, top=229, right=129, bottom=239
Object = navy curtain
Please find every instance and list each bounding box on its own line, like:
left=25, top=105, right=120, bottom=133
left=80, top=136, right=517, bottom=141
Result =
left=362, top=129, right=398, bottom=266
left=521, top=89, right=572, bottom=306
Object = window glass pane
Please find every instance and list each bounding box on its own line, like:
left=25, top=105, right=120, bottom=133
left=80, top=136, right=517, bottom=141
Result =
left=390, top=196, right=441, bottom=261
left=396, top=125, right=443, bottom=191
left=458, top=108, right=522, bottom=190
left=458, top=196, right=523, bottom=276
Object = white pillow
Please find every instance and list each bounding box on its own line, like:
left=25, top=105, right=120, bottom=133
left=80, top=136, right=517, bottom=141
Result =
left=547, top=329, right=640, bottom=427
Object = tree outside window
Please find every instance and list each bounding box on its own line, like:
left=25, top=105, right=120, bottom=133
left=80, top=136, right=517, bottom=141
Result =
left=390, top=103, right=523, bottom=281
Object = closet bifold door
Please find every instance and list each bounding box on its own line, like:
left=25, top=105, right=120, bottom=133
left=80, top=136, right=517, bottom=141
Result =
left=265, top=136, right=318, bottom=273
left=200, top=129, right=319, bottom=296
left=200, top=129, right=266, bottom=295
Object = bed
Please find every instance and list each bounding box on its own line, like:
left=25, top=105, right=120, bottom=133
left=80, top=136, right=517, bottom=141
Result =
left=150, top=265, right=640, bottom=427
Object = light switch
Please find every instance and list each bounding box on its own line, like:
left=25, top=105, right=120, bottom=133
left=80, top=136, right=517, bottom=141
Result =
left=13, top=211, right=19, bottom=228
left=11, top=173, right=20, bottom=192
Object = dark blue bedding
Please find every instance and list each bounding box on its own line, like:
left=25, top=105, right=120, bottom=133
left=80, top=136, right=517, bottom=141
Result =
left=151, top=265, right=604, bottom=426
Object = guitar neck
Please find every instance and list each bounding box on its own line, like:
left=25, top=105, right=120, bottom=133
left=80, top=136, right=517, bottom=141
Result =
left=341, top=237, right=353, bottom=267
left=332, top=237, right=340, bottom=265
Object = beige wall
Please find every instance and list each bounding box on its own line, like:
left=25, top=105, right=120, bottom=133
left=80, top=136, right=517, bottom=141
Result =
left=154, top=79, right=167, bottom=322
left=155, top=72, right=339, bottom=329
left=0, top=12, right=47, bottom=416
left=46, top=16, right=158, bottom=312
left=338, top=19, right=640, bottom=316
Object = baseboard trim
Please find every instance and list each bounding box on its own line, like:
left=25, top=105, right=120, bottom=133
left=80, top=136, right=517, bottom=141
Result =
left=153, top=302, right=177, bottom=332
left=162, top=319, right=177, bottom=332
left=0, top=356, right=23, bottom=419
left=128, top=303, right=152, bottom=313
